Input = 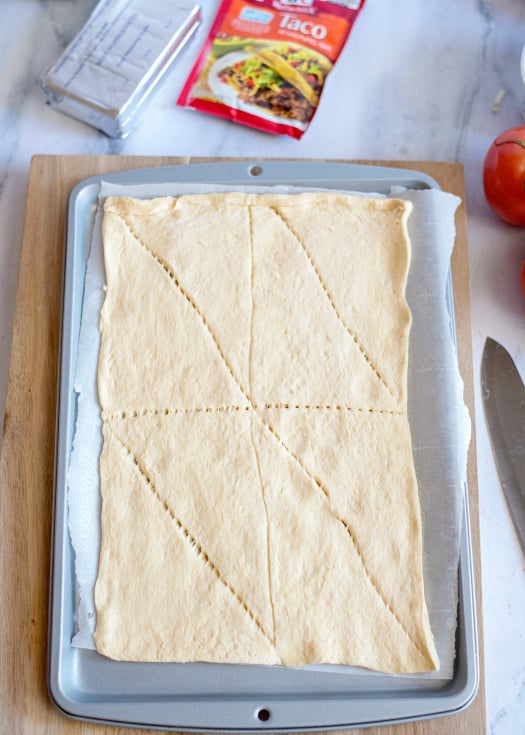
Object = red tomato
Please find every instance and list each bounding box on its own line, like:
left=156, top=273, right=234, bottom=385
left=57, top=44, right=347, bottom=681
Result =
left=483, top=126, right=525, bottom=226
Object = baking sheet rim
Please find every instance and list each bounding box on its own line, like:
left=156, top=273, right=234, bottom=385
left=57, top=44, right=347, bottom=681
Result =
left=48, top=160, right=479, bottom=732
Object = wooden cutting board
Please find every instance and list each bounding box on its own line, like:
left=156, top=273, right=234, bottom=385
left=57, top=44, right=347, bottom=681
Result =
left=0, top=155, right=485, bottom=735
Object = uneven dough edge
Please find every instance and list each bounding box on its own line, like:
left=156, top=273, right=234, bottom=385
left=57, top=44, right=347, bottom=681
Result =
left=94, top=192, right=439, bottom=673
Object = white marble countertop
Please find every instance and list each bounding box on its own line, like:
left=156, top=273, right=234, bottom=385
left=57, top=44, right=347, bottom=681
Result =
left=1, top=0, right=524, bottom=732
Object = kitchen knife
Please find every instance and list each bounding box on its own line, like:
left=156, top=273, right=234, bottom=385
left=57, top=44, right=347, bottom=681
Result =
left=481, top=337, right=525, bottom=554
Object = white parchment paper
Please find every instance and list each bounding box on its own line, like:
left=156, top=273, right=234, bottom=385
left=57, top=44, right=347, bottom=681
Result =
left=67, top=181, right=470, bottom=680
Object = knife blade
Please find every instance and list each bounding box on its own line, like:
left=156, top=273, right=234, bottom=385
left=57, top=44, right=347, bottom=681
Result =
left=481, top=337, right=525, bottom=554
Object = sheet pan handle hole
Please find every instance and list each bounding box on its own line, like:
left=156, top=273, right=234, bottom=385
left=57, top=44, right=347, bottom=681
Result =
left=249, top=165, right=263, bottom=177
left=255, top=707, right=271, bottom=722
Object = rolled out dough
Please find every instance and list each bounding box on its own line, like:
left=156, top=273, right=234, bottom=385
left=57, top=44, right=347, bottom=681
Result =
left=94, top=191, right=439, bottom=673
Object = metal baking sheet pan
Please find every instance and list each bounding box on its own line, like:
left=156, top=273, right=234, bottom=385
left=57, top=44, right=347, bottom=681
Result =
left=48, top=160, right=478, bottom=731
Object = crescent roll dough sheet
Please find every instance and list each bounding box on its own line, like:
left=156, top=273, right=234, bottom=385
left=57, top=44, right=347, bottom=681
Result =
left=94, top=191, right=439, bottom=673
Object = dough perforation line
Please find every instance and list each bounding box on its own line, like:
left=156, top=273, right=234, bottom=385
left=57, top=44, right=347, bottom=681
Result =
left=259, top=419, right=426, bottom=659
left=107, top=425, right=277, bottom=650
left=247, top=204, right=277, bottom=646
left=270, top=206, right=395, bottom=401
left=114, top=212, right=423, bottom=659
left=102, top=404, right=404, bottom=422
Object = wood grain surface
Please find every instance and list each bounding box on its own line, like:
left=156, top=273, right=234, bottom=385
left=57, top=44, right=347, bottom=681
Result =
left=0, top=155, right=485, bottom=734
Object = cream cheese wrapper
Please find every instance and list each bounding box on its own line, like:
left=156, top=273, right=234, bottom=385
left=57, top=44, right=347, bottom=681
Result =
left=92, top=191, right=437, bottom=673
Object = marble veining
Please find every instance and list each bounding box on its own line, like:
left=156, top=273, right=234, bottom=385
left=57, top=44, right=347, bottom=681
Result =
left=1, top=0, right=525, bottom=732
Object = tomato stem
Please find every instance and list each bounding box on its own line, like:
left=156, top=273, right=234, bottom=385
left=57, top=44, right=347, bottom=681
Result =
left=495, top=137, right=525, bottom=149
left=494, top=138, right=525, bottom=192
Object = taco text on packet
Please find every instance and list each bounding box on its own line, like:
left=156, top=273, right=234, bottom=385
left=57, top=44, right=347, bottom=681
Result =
left=177, top=0, right=366, bottom=139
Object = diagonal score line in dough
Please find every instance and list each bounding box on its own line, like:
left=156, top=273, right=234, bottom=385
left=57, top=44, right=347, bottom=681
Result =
left=107, top=424, right=276, bottom=649
left=261, top=421, right=426, bottom=659
left=271, top=207, right=395, bottom=400
left=116, top=214, right=249, bottom=407
left=116, top=214, right=422, bottom=657
left=248, top=205, right=277, bottom=645
left=103, top=404, right=404, bottom=422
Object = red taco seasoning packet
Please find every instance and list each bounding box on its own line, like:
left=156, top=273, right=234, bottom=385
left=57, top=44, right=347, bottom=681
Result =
left=177, top=0, right=366, bottom=138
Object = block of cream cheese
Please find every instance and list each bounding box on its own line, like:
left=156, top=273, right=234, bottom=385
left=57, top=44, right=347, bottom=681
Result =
left=40, top=0, right=201, bottom=138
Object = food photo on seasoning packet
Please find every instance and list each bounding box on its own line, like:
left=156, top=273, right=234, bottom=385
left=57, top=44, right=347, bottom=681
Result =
left=178, top=0, right=366, bottom=138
